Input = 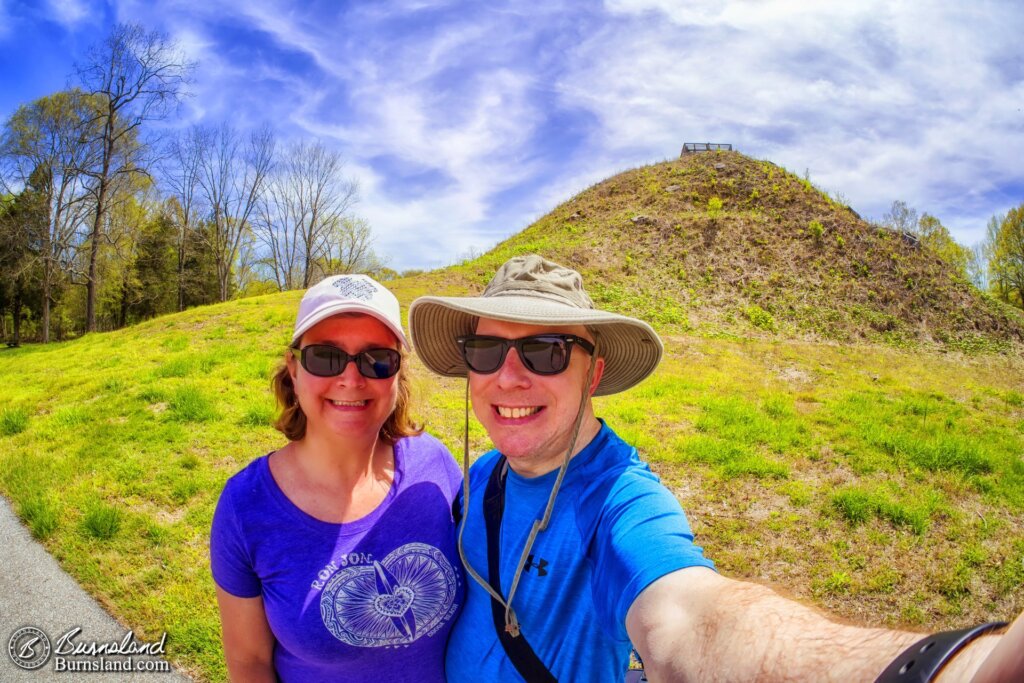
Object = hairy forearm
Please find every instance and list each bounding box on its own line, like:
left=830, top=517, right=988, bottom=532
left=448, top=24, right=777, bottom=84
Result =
left=628, top=569, right=1000, bottom=683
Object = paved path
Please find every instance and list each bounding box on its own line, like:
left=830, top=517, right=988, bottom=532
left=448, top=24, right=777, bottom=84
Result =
left=0, top=496, right=193, bottom=682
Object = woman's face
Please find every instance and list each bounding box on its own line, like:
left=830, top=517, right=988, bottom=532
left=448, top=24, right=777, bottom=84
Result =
left=287, top=314, right=401, bottom=443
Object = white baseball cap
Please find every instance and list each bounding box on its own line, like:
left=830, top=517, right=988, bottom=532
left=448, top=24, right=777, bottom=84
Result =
left=291, top=274, right=408, bottom=349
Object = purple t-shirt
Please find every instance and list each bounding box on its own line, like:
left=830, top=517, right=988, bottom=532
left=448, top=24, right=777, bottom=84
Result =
left=210, top=433, right=464, bottom=682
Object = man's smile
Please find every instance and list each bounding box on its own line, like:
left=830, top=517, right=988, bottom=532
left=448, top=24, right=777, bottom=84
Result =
left=494, top=405, right=544, bottom=420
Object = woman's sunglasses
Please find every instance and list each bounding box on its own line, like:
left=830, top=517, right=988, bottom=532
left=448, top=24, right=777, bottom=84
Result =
left=455, top=334, right=595, bottom=376
left=291, top=345, right=401, bottom=379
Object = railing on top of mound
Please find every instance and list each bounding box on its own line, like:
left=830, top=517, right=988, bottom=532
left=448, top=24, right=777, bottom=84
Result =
left=681, top=142, right=733, bottom=155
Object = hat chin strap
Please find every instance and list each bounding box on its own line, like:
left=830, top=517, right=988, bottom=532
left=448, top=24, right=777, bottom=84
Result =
left=457, top=339, right=600, bottom=638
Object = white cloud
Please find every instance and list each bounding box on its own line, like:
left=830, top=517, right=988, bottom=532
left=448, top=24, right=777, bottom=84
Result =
left=90, top=0, right=1024, bottom=264
left=44, top=0, right=92, bottom=29
left=562, top=0, right=1024, bottom=246
left=0, top=0, right=11, bottom=41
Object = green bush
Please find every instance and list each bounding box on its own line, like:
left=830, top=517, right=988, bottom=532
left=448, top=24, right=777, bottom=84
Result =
left=744, top=305, right=777, bottom=332
left=809, top=220, right=824, bottom=241
left=707, top=196, right=724, bottom=218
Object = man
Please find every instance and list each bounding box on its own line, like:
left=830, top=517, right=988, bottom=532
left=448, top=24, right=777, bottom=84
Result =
left=409, top=255, right=1022, bottom=682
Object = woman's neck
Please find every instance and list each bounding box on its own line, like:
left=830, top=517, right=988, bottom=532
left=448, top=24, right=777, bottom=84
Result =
left=270, top=429, right=396, bottom=524
left=293, top=428, right=385, bottom=486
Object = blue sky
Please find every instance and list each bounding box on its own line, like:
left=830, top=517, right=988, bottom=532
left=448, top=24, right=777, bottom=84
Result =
left=2, top=0, right=1023, bottom=271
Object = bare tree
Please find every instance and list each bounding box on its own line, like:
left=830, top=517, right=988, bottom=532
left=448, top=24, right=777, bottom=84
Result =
left=196, top=123, right=275, bottom=302
left=880, top=200, right=919, bottom=235
left=74, top=22, right=194, bottom=332
left=1, top=90, right=96, bottom=342
left=255, top=140, right=358, bottom=290
left=162, top=127, right=206, bottom=310
left=318, top=216, right=386, bottom=278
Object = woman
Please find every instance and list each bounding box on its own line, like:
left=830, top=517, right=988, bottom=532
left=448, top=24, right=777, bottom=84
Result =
left=210, top=274, right=463, bottom=682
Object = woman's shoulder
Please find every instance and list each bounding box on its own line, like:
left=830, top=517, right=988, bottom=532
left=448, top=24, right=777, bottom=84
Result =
left=396, top=431, right=451, bottom=460
left=396, top=432, right=462, bottom=494
left=219, top=453, right=272, bottom=502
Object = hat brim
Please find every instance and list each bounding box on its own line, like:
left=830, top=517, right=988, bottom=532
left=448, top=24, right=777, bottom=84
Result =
left=292, top=302, right=410, bottom=350
left=408, top=294, right=663, bottom=396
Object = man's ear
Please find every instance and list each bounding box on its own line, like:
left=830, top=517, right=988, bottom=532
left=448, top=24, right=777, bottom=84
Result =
left=588, top=357, right=606, bottom=396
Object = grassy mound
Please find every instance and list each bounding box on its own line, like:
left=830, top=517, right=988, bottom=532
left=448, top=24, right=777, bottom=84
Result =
left=439, top=151, right=1024, bottom=350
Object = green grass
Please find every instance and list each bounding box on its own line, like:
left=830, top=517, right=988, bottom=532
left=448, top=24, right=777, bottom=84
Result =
left=82, top=503, right=122, bottom=540
left=19, top=495, right=61, bottom=539
left=1, top=406, right=30, bottom=435
left=0, top=290, right=1023, bottom=681
left=169, top=385, right=218, bottom=422
left=830, top=486, right=933, bottom=535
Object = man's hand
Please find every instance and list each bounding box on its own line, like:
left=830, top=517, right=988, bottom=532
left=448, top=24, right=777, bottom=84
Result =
left=969, top=612, right=1024, bottom=683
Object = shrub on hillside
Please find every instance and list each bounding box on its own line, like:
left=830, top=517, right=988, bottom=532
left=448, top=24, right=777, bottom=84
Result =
left=707, top=196, right=724, bottom=219
left=744, top=305, right=776, bottom=332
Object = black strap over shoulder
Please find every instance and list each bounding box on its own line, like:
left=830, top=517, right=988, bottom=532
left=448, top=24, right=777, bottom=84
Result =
left=453, top=493, right=462, bottom=524
left=483, top=455, right=557, bottom=683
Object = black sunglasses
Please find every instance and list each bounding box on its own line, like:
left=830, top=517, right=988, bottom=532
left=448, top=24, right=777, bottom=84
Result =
left=455, top=334, right=595, bottom=376
left=291, top=345, right=401, bottom=379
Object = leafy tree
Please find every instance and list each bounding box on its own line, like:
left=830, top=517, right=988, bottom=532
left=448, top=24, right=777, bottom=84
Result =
left=129, top=208, right=177, bottom=321
left=0, top=90, right=95, bottom=342
left=916, top=213, right=971, bottom=280
left=0, top=191, right=45, bottom=344
left=990, top=205, right=1024, bottom=308
left=182, top=220, right=222, bottom=308
left=880, top=202, right=971, bottom=280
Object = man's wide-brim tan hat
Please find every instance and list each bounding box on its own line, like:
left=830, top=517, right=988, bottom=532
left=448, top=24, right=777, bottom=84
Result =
left=408, top=255, right=663, bottom=396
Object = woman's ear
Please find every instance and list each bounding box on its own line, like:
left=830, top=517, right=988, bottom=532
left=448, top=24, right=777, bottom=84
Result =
left=286, top=349, right=299, bottom=382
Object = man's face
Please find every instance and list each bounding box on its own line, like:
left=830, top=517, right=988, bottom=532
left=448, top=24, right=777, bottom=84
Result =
left=468, top=318, right=604, bottom=477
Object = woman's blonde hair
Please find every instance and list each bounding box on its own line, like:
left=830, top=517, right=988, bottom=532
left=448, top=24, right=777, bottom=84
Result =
left=271, top=346, right=422, bottom=445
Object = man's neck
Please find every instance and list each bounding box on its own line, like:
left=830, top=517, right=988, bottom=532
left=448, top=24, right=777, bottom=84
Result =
left=505, top=415, right=603, bottom=478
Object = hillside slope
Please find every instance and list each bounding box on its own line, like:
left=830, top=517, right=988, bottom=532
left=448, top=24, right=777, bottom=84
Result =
left=437, top=151, right=1024, bottom=351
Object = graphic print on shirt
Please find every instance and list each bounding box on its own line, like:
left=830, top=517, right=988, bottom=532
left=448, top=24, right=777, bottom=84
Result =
left=320, top=542, right=459, bottom=647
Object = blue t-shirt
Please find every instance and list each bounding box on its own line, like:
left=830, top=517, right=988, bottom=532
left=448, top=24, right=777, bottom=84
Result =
left=445, top=422, right=715, bottom=682
left=210, top=433, right=464, bottom=683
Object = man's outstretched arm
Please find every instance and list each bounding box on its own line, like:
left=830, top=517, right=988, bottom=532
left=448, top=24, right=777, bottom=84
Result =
left=625, top=566, right=1008, bottom=683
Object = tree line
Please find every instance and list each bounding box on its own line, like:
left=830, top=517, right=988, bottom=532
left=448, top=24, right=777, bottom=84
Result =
left=0, top=23, right=386, bottom=345
left=877, top=200, right=1024, bottom=311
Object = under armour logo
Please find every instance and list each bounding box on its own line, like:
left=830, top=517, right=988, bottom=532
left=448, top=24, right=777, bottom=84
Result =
left=525, top=554, right=549, bottom=577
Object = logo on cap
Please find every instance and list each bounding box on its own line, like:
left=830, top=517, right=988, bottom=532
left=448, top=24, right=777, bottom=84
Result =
left=331, top=276, right=378, bottom=301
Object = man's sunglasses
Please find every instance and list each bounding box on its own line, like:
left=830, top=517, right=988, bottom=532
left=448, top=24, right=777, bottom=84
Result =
left=291, top=345, right=401, bottom=379
left=455, top=334, right=595, bottom=376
